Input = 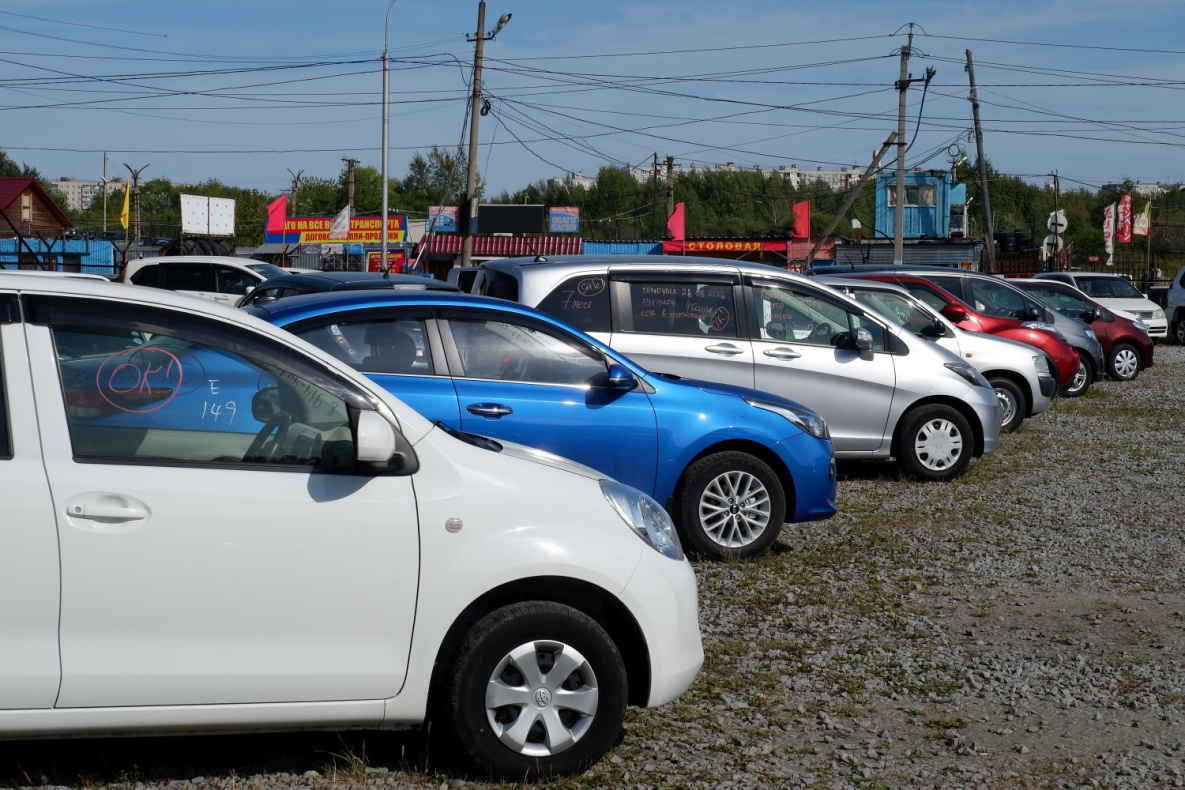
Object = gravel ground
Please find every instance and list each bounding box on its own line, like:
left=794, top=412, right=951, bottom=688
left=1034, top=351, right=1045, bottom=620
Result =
left=4, top=347, right=1182, bottom=790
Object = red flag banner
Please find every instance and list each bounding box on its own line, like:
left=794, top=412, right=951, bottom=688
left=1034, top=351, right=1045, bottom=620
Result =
left=791, top=201, right=811, bottom=239
left=667, top=202, right=685, bottom=241
left=1117, top=192, right=1133, bottom=244
left=265, top=195, right=288, bottom=234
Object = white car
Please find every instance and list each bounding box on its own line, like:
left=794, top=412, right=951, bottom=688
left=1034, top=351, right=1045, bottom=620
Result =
left=1034, top=272, right=1168, bottom=339
left=123, top=255, right=288, bottom=304
left=0, top=274, right=702, bottom=779
left=819, top=277, right=1056, bottom=433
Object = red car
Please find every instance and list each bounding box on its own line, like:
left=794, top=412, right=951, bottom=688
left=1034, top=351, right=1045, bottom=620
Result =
left=1011, top=278, right=1153, bottom=382
left=833, top=272, right=1079, bottom=389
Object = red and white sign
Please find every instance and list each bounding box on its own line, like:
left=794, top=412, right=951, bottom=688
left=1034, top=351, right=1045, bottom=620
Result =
left=1117, top=192, right=1133, bottom=244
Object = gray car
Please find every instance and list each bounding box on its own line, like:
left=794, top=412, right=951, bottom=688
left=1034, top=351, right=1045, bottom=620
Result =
left=473, top=256, right=1001, bottom=482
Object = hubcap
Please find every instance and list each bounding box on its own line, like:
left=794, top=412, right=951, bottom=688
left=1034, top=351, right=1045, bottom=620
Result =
left=914, top=418, right=964, bottom=471
left=485, top=641, right=599, bottom=757
left=1113, top=348, right=1138, bottom=380
left=698, top=470, right=771, bottom=548
left=994, top=387, right=1016, bottom=427
left=1069, top=360, right=1088, bottom=394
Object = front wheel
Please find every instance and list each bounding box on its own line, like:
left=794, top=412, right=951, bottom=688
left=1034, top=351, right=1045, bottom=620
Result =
left=1107, top=342, right=1141, bottom=381
left=988, top=377, right=1027, bottom=433
left=1062, top=355, right=1094, bottom=398
left=674, top=451, right=786, bottom=560
left=444, top=602, right=628, bottom=780
left=1174, top=317, right=1185, bottom=345
left=895, top=404, right=974, bottom=482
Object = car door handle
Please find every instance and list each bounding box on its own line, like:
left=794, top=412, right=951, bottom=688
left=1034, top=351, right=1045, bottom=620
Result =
left=63, top=494, right=150, bottom=534
left=763, top=347, right=802, bottom=360
left=466, top=403, right=513, bottom=417
left=704, top=343, right=744, bottom=356
left=67, top=501, right=147, bottom=521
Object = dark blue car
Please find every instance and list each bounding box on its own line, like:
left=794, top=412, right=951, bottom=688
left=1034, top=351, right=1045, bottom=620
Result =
left=249, top=290, right=836, bottom=559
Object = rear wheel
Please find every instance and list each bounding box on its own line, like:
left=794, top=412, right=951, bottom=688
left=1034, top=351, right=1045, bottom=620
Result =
left=674, top=451, right=786, bottom=560
left=1062, top=355, right=1094, bottom=398
left=444, top=602, right=627, bottom=780
left=1106, top=342, right=1141, bottom=381
left=988, top=377, right=1027, bottom=433
left=895, top=404, right=974, bottom=482
left=1174, top=316, right=1185, bottom=345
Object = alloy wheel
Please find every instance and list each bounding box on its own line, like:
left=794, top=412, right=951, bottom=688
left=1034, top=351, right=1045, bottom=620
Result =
left=698, top=470, right=772, bottom=549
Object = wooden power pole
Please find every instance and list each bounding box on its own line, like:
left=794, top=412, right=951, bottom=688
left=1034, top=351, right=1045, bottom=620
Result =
left=893, top=27, right=914, bottom=266
left=966, top=50, right=996, bottom=274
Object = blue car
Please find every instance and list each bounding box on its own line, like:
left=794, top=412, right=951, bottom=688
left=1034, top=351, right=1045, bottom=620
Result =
left=249, top=290, right=836, bottom=559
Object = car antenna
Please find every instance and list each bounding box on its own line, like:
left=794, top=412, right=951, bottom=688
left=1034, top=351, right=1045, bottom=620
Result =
left=534, top=255, right=548, bottom=263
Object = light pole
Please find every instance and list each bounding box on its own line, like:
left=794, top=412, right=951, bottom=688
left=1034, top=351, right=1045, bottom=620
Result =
left=460, top=2, right=511, bottom=268
left=381, top=0, right=398, bottom=273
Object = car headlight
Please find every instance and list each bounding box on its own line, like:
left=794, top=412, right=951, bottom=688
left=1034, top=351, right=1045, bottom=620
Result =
left=1032, top=355, right=1051, bottom=376
left=743, top=398, right=830, bottom=440
left=1133, top=319, right=1150, bottom=334
left=945, top=361, right=992, bottom=389
left=1083, top=327, right=1097, bottom=341
left=600, top=479, right=683, bottom=561
left=1155, top=308, right=1167, bottom=321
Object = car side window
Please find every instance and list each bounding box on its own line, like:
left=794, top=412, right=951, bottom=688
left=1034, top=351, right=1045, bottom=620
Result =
left=129, top=264, right=162, bottom=288
left=0, top=354, right=9, bottom=460
left=35, top=297, right=365, bottom=471
left=293, top=318, right=434, bottom=376
left=215, top=267, right=256, bottom=296
left=969, top=279, right=1031, bottom=319
left=448, top=317, right=607, bottom=386
left=899, top=282, right=949, bottom=312
left=162, top=264, right=214, bottom=292
left=1034, top=287, right=1087, bottom=318
left=753, top=284, right=884, bottom=350
left=537, top=275, right=611, bottom=333
left=626, top=281, right=736, bottom=338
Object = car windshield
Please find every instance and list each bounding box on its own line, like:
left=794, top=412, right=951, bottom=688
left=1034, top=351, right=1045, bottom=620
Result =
left=848, top=290, right=933, bottom=330
left=1076, top=276, right=1143, bottom=299
left=247, top=263, right=289, bottom=279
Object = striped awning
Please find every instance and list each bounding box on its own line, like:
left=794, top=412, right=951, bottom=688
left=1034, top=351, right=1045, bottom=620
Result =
left=422, top=235, right=582, bottom=256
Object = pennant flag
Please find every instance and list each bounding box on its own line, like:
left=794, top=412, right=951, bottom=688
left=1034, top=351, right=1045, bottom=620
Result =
left=119, top=187, right=130, bottom=231
left=1117, top=192, right=1133, bottom=244
left=666, top=202, right=685, bottom=241
left=791, top=201, right=811, bottom=239
left=327, top=204, right=351, bottom=240
left=265, top=195, right=287, bottom=234
left=1103, top=203, right=1116, bottom=266
left=1133, top=200, right=1151, bottom=236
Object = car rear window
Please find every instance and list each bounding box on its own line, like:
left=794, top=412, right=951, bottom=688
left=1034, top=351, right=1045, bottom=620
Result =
left=537, top=275, right=611, bottom=333
left=475, top=270, right=520, bottom=302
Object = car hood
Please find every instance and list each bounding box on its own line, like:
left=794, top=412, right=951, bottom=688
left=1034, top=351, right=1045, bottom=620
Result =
left=647, top=371, right=819, bottom=415
left=1093, top=296, right=1161, bottom=314
left=438, top=425, right=604, bottom=481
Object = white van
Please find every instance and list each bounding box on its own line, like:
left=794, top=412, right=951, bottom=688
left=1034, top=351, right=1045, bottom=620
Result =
left=123, top=255, right=287, bottom=304
left=0, top=274, right=702, bottom=779
left=475, top=256, right=1002, bottom=482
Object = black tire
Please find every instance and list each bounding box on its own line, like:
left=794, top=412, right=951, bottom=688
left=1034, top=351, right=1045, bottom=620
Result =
left=444, top=602, right=627, bottom=780
left=988, top=377, right=1027, bottom=433
left=1106, top=342, right=1141, bottom=381
left=673, top=451, right=786, bottom=560
left=1061, top=355, right=1094, bottom=398
left=895, top=404, right=974, bottom=482
left=1174, top=317, right=1185, bottom=345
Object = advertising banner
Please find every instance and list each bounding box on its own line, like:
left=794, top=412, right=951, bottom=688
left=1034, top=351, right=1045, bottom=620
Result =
left=1103, top=203, right=1115, bottom=265
left=549, top=206, right=581, bottom=234
left=181, top=194, right=236, bottom=236
left=1117, top=192, right=1133, bottom=244
left=427, top=206, right=458, bottom=233
left=264, top=215, right=406, bottom=244
left=366, top=250, right=407, bottom=273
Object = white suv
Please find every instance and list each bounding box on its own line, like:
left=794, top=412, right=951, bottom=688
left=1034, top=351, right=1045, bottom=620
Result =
left=0, top=274, right=701, bottom=779
left=1167, top=265, right=1185, bottom=344
left=123, top=255, right=287, bottom=304
left=475, top=256, right=1002, bottom=482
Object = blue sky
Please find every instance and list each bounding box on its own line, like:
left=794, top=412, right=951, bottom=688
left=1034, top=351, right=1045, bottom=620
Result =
left=3, top=0, right=1184, bottom=208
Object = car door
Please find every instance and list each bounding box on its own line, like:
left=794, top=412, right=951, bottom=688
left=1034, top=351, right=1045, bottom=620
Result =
left=287, top=309, right=463, bottom=426
left=0, top=294, right=62, bottom=709
left=441, top=308, right=660, bottom=496
left=746, top=277, right=897, bottom=454
left=24, top=294, right=419, bottom=709
left=606, top=272, right=755, bottom=390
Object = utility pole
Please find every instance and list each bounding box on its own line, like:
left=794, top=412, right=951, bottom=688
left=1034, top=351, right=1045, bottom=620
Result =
left=285, top=168, right=303, bottom=268
left=807, top=132, right=899, bottom=266
left=893, top=26, right=914, bottom=266
left=342, top=157, right=360, bottom=211
left=460, top=2, right=511, bottom=268
left=101, top=152, right=109, bottom=234
left=121, top=163, right=148, bottom=275
left=1051, top=170, right=1061, bottom=269
left=966, top=50, right=996, bottom=274
left=665, top=154, right=676, bottom=219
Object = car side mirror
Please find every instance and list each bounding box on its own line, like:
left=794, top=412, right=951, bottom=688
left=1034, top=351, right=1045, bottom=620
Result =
left=1027, top=306, right=1044, bottom=320
left=602, top=363, right=638, bottom=390
left=252, top=385, right=281, bottom=422
left=356, top=410, right=419, bottom=474
left=854, top=326, right=874, bottom=359
left=941, top=303, right=970, bottom=322
left=920, top=321, right=947, bottom=338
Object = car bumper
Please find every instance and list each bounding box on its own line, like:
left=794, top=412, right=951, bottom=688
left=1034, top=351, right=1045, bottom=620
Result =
left=621, top=550, right=704, bottom=708
left=778, top=433, right=837, bottom=523
left=1038, top=372, right=1057, bottom=398
left=969, top=388, right=1002, bottom=456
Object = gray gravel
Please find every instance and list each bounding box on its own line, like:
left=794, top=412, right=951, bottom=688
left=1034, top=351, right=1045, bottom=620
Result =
left=4, top=347, right=1182, bottom=789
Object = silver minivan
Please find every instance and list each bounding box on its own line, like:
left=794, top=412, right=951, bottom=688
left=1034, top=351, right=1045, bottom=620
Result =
left=474, top=256, right=1001, bottom=482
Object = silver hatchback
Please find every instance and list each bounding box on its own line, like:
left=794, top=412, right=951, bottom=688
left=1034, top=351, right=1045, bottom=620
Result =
left=474, top=256, right=1001, bottom=482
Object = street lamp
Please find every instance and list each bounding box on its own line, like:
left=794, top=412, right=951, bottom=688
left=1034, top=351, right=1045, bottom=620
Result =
left=460, top=1, right=511, bottom=269
left=380, top=0, right=398, bottom=274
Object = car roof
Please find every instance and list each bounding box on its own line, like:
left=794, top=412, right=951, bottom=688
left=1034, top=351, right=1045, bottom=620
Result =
left=815, top=276, right=912, bottom=295
left=256, top=271, right=459, bottom=292
left=482, top=254, right=791, bottom=278
left=0, top=269, right=112, bottom=281
left=245, top=287, right=547, bottom=325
